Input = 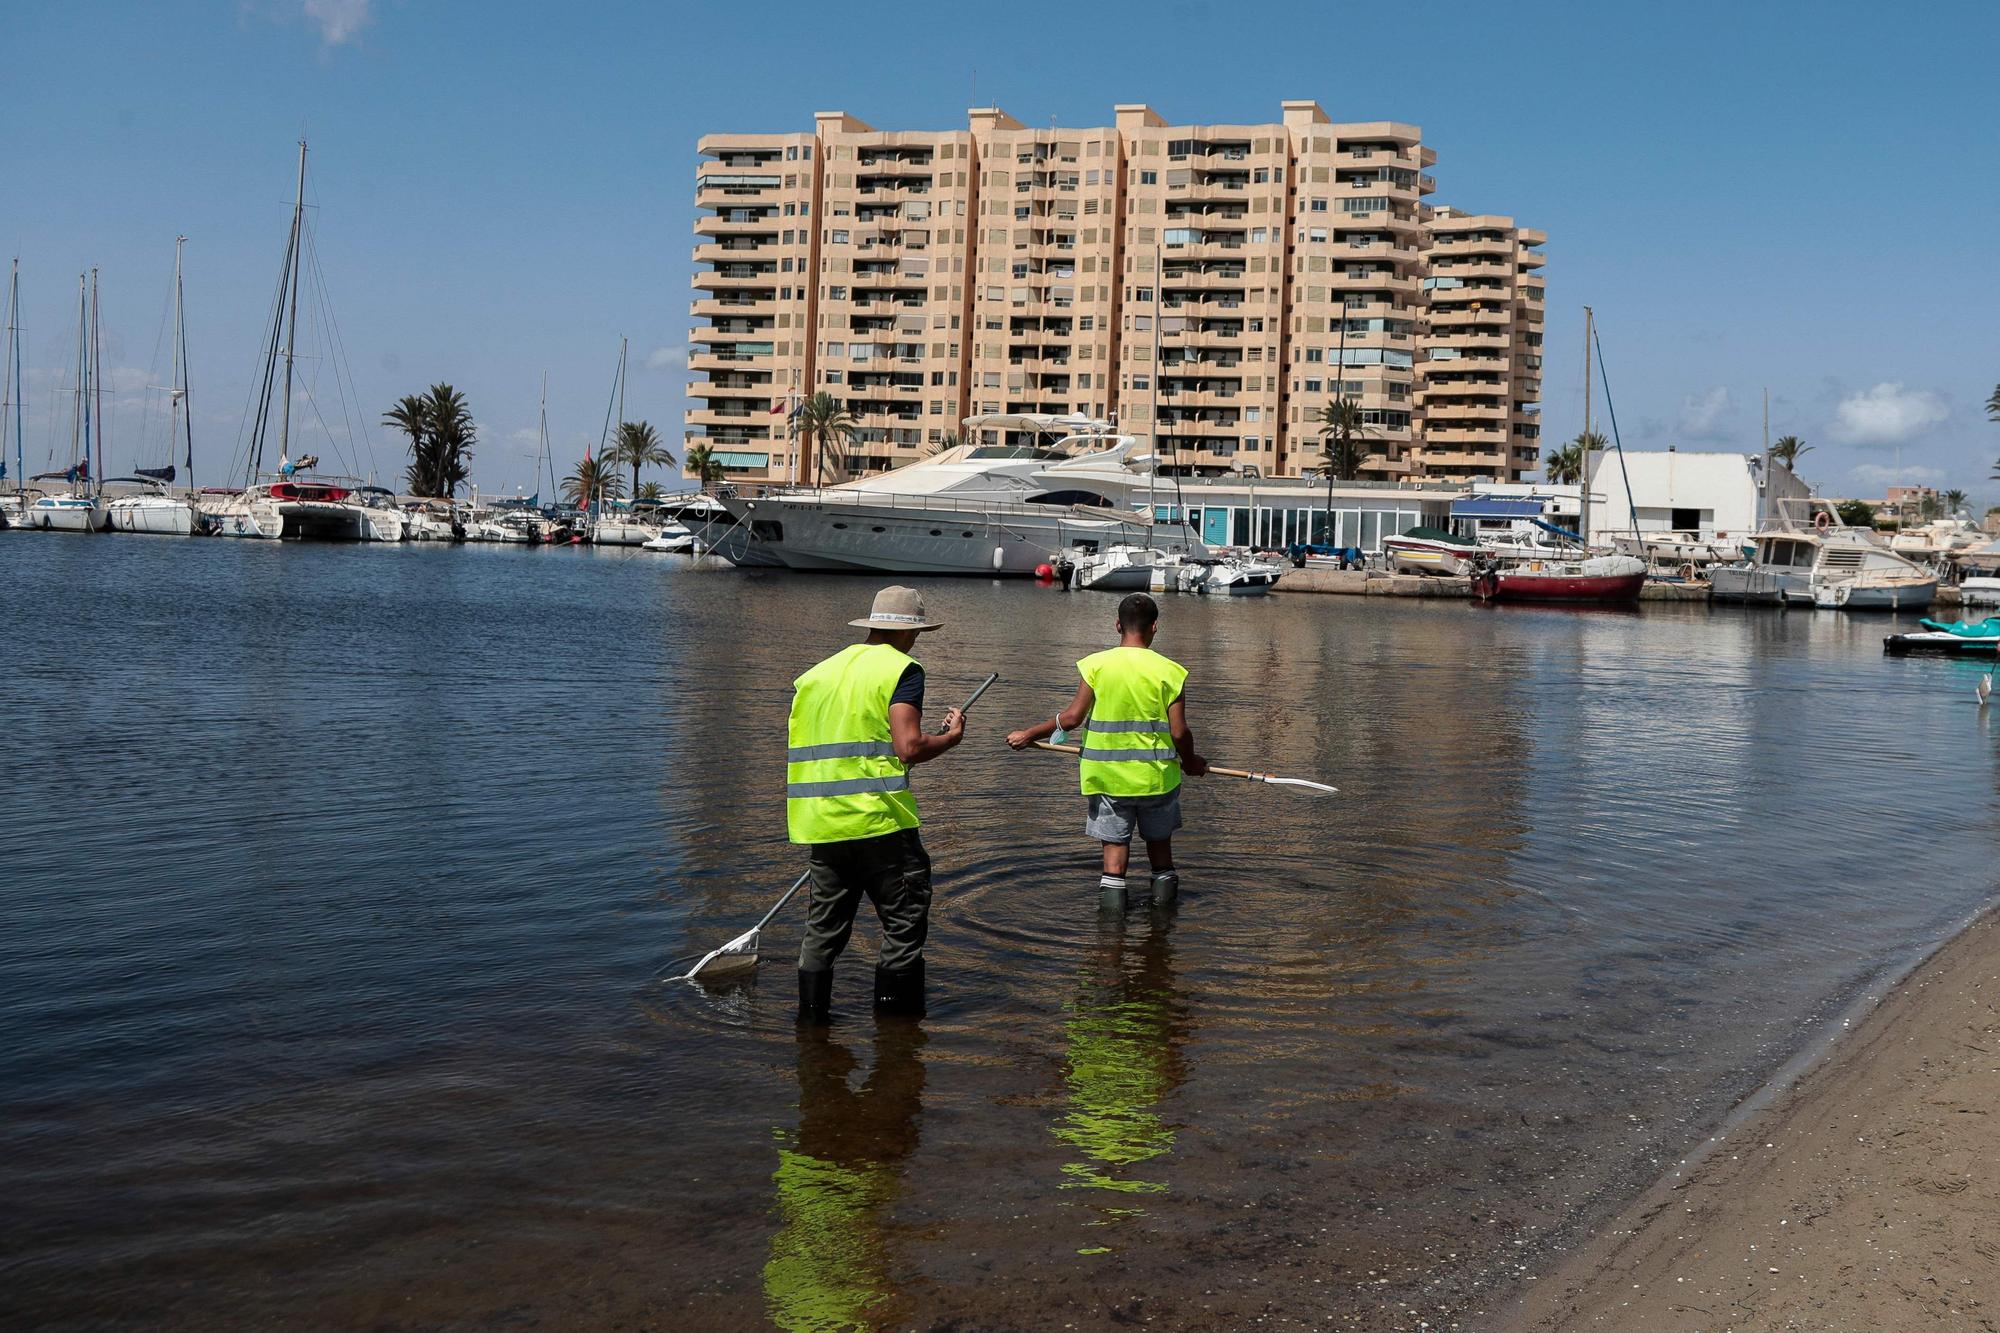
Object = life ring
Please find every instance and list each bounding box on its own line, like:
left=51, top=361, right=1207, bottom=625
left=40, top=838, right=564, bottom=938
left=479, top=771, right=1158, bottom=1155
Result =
left=1814, top=510, right=1831, bottom=531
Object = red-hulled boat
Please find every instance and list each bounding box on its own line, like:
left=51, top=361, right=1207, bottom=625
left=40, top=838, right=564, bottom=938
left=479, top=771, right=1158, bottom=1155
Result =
left=1472, top=553, right=1647, bottom=604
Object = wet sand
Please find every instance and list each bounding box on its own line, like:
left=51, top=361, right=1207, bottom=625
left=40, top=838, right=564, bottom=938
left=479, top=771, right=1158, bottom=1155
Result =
left=1509, top=907, right=2000, bottom=1332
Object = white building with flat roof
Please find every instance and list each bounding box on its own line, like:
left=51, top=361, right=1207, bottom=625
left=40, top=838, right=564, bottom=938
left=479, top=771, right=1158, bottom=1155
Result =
left=1586, top=450, right=1761, bottom=544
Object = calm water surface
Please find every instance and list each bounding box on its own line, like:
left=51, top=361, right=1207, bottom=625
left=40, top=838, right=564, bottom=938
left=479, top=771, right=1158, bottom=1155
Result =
left=1, top=532, right=1995, bottom=1330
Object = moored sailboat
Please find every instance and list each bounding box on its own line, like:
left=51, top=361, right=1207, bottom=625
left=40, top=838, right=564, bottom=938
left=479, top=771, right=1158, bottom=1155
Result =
left=111, top=237, right=205, bottom=536
left=30, top=272, right=109, bottom=532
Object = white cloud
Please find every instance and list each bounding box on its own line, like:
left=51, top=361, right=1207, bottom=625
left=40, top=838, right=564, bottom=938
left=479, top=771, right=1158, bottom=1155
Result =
left=1829, top=382, right=1949, bottom=445
left=1846, top=462, right=1944, bottom=488
left=1677, top=386, right=1732, bottom=438
left=302, top=0, right=372, bottom=44
left=644, top=345, right=688, bottom=373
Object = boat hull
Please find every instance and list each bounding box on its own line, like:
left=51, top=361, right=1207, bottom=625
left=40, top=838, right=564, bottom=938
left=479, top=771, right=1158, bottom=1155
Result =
left=1384, top=538, right=1475, bottom=576
left=591, top=518, right=660, bottom=546
left=719, top=496, right=1205, bottom=576
left=30, top=497, right=109, bottom=532
left=1884, top=630, right=1998, bottom=655
left=109, top=497, right=196, bottom=535
left=1475, top=570, right=1647, bottom=603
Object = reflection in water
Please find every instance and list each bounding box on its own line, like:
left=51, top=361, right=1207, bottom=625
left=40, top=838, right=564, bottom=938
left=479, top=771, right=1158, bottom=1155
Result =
left=1054, top=909, right=1189, bottom=1235
left=764, top=1021, right=927, bottom=1332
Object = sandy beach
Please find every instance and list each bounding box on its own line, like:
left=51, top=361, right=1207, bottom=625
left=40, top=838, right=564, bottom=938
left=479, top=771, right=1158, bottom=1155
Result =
left=1509, top=908, right=2000, bottom=1332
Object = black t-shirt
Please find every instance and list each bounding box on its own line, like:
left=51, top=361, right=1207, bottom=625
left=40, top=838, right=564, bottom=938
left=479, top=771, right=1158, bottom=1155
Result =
left=890, top=663, right=925, bottom=710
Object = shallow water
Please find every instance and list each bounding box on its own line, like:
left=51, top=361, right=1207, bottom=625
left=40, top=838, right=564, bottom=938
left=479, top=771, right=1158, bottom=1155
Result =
left=1, top=532, right=1994, bottom=1330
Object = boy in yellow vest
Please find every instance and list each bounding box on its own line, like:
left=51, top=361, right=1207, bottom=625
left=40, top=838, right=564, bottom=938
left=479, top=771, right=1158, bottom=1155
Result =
left=788, top=587, right=965, bottom=1022
left=1007, top=593, right=1205, bottom=909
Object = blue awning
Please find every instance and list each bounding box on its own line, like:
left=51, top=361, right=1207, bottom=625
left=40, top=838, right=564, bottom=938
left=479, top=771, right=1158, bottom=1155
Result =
left=1450, top=497, right=1547, bottom=519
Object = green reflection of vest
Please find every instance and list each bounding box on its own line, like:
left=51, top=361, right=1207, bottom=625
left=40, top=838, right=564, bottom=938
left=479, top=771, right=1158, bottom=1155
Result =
left=764, top=1026, right=927, bottom=1333
left=1054, top=920, right=1185, bottom=1201
left=765, top=1147, right=895, bottom=1332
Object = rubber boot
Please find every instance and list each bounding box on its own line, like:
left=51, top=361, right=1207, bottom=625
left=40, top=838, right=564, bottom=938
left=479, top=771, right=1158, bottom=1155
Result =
left=1151, top=869, right=1180, bottom=906
left=1098, top=874, right=1129, bottom=912
left=797, top=968, right=833, bottom=1025
left=873, top=960, right=926, bottom=1016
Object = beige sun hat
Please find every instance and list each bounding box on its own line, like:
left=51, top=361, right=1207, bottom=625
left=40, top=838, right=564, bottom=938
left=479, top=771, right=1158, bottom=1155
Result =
left=848, top=585, right=943, bottom=632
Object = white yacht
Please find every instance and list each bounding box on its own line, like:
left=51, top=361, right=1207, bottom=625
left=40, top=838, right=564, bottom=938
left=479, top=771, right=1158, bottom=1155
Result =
left=590, top=511, right=663, bottom=546
left=1711, top=501, right=1936, bottom=610
left=29, top=493, right=109, bottom=532
left=1066, top=544, right=1159, bottom=592
left=697, top=414, right=1209, bottom=576
left=467, top=509, right=539, bottom=544
left=208, top=474, right=390, bottom=541
left=109, top=486, right=201, bottom=535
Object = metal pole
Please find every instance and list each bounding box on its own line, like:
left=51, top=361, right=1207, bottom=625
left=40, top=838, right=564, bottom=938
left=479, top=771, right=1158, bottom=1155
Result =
left=90, top=270, right=102, bottom=496
left=1579, top=305, right=1593, bottom=549
left=278, top=140, right=307, bottom=464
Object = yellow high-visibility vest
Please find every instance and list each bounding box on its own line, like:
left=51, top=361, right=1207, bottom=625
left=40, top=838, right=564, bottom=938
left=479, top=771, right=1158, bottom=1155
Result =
left=1075, top=646, right=1187, bottom=797
left=787, top=643, right=919, bottom=844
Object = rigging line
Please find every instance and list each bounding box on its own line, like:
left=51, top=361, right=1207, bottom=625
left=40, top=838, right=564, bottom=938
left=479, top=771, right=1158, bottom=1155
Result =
left=228, top=230, right=292, bottom=481
left=1590, top=322, right=1639, bottom=526
left=303, top=221, right=373, bottom=481
left=246, top=216, right=299, bottom=479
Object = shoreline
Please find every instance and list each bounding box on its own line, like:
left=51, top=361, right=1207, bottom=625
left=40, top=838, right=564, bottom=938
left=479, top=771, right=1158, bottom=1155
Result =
left=1503, top=904, right=2000, bottom=1331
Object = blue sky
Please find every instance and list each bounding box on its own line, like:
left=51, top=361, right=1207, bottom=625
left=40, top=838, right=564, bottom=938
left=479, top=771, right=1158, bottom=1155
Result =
left=5, top=0, right=1997, bottom=501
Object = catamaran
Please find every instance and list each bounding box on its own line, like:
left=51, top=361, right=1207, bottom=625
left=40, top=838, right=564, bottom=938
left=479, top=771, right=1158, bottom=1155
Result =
left=209, top=142, right=391, bottom=542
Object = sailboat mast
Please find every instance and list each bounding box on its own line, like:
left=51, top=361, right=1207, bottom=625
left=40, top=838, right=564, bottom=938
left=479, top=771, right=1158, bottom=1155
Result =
left=278, top=140, right=307, bottom=464
left=172, top=235, right=192, bottom=491
left=610, top=336, right=626, bottom=515
left=1579, top=305, right=1594, bottom=549
left=91, top=269, right=104, bottom=496
left=4, top=261, right=20, bottom=495
left=538, top=373, right=549, bottom=503
left=71, top=274, right=85, bottom=482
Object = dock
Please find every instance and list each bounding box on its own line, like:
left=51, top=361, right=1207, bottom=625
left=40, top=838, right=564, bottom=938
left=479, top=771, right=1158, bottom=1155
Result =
left=1276, top=568, right=1712, bottom=601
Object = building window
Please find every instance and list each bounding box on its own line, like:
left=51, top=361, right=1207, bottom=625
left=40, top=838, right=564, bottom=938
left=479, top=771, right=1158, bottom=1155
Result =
left=1139, top=170, right=1158, bottom=185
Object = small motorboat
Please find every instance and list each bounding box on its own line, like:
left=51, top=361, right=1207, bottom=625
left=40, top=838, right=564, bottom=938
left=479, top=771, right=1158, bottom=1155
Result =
left=1957, top=577, right=2000, bottom=609
left=642, top=525, right=697, bottom=553
left=1384, top=526, right=1481, bottom=576
left=1066, top=544, right=1157, bottom=592
left=1177, top=555, right=1283, bottom=596
left=1883, top=616, right=2000, bottom=655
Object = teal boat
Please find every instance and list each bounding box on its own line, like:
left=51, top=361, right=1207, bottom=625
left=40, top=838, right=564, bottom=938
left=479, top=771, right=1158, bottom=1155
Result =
left=1884, top=617, right=2000, bottom=655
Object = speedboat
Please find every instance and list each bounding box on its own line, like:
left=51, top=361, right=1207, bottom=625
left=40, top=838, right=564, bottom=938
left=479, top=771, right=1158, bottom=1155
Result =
left=1066, top=544, right=1159, bottom=592
left=1710, top=501, right=1935, bottom=611
left=1958, top=577, right=2000, bottom=608
left=1884, top=617, right=2000, bottom=655
left=641, top=524, right=697, bottom=553
left=1384, top=526, right=1480, bottom=576
left=1178, top=554, right=1283, bottom=595
left=701, top=413, right=1209, bottom=576
left=467, top=510, right=539, bottom=543
left=590, top=507, right=663, bottom=546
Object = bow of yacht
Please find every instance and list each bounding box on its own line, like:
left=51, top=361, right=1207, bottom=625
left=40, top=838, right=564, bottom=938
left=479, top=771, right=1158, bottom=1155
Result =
left=694, top=413, right=1211, bottom=576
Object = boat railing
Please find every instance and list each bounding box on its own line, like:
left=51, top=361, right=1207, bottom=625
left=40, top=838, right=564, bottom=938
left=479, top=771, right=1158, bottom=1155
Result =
left=739, top=484, right=1163, bottom=523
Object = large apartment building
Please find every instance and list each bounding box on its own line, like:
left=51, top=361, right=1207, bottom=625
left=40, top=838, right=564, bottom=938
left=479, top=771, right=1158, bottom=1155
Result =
left=687, top=101, right=1545, bottom=486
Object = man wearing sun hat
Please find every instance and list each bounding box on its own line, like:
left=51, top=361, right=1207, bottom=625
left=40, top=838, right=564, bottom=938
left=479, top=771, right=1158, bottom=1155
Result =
left=788, top=586, right=965, bottom=1022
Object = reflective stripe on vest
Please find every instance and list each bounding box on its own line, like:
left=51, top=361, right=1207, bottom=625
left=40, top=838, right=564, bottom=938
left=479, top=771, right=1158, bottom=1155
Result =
left=786, top=642, right=920, bottom=844
left=1075, top=646, right=1188, bottom=797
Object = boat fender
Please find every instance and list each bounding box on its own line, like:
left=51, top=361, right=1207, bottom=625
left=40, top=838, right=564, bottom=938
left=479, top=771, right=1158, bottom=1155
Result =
left=992, top=545, right=1005, bottom=571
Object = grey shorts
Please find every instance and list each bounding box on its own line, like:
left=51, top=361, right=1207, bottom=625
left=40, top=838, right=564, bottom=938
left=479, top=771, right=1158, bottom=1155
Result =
left=1084, top=789, right=1183, bottom=844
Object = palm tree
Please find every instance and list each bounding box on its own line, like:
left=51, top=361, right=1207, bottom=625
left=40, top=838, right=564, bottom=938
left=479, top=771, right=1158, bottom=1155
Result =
left=383, top=394, right=430, bottom=492
left=1987, top=384, right=1999, bottom=423
left=609, top=419, right=673, bottom=498
left=1542, top=431, right=1602, bottom=487
left=796, top=390, right=857, bottom=487
left=422, top=384, right=475, bottom=498
left=1770, top=434, right=1811, bottom=470
left=634, top=481, right=664, bottom=505
left=684, top=443, right=725, bottom=488
left=923, top=429, right=962, bottom=459
left=1311, top=397, right=1373, bottom=546
left=1943, top=488, right=1968, bottom=517
left=562, top=454, right=624, bottom=508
